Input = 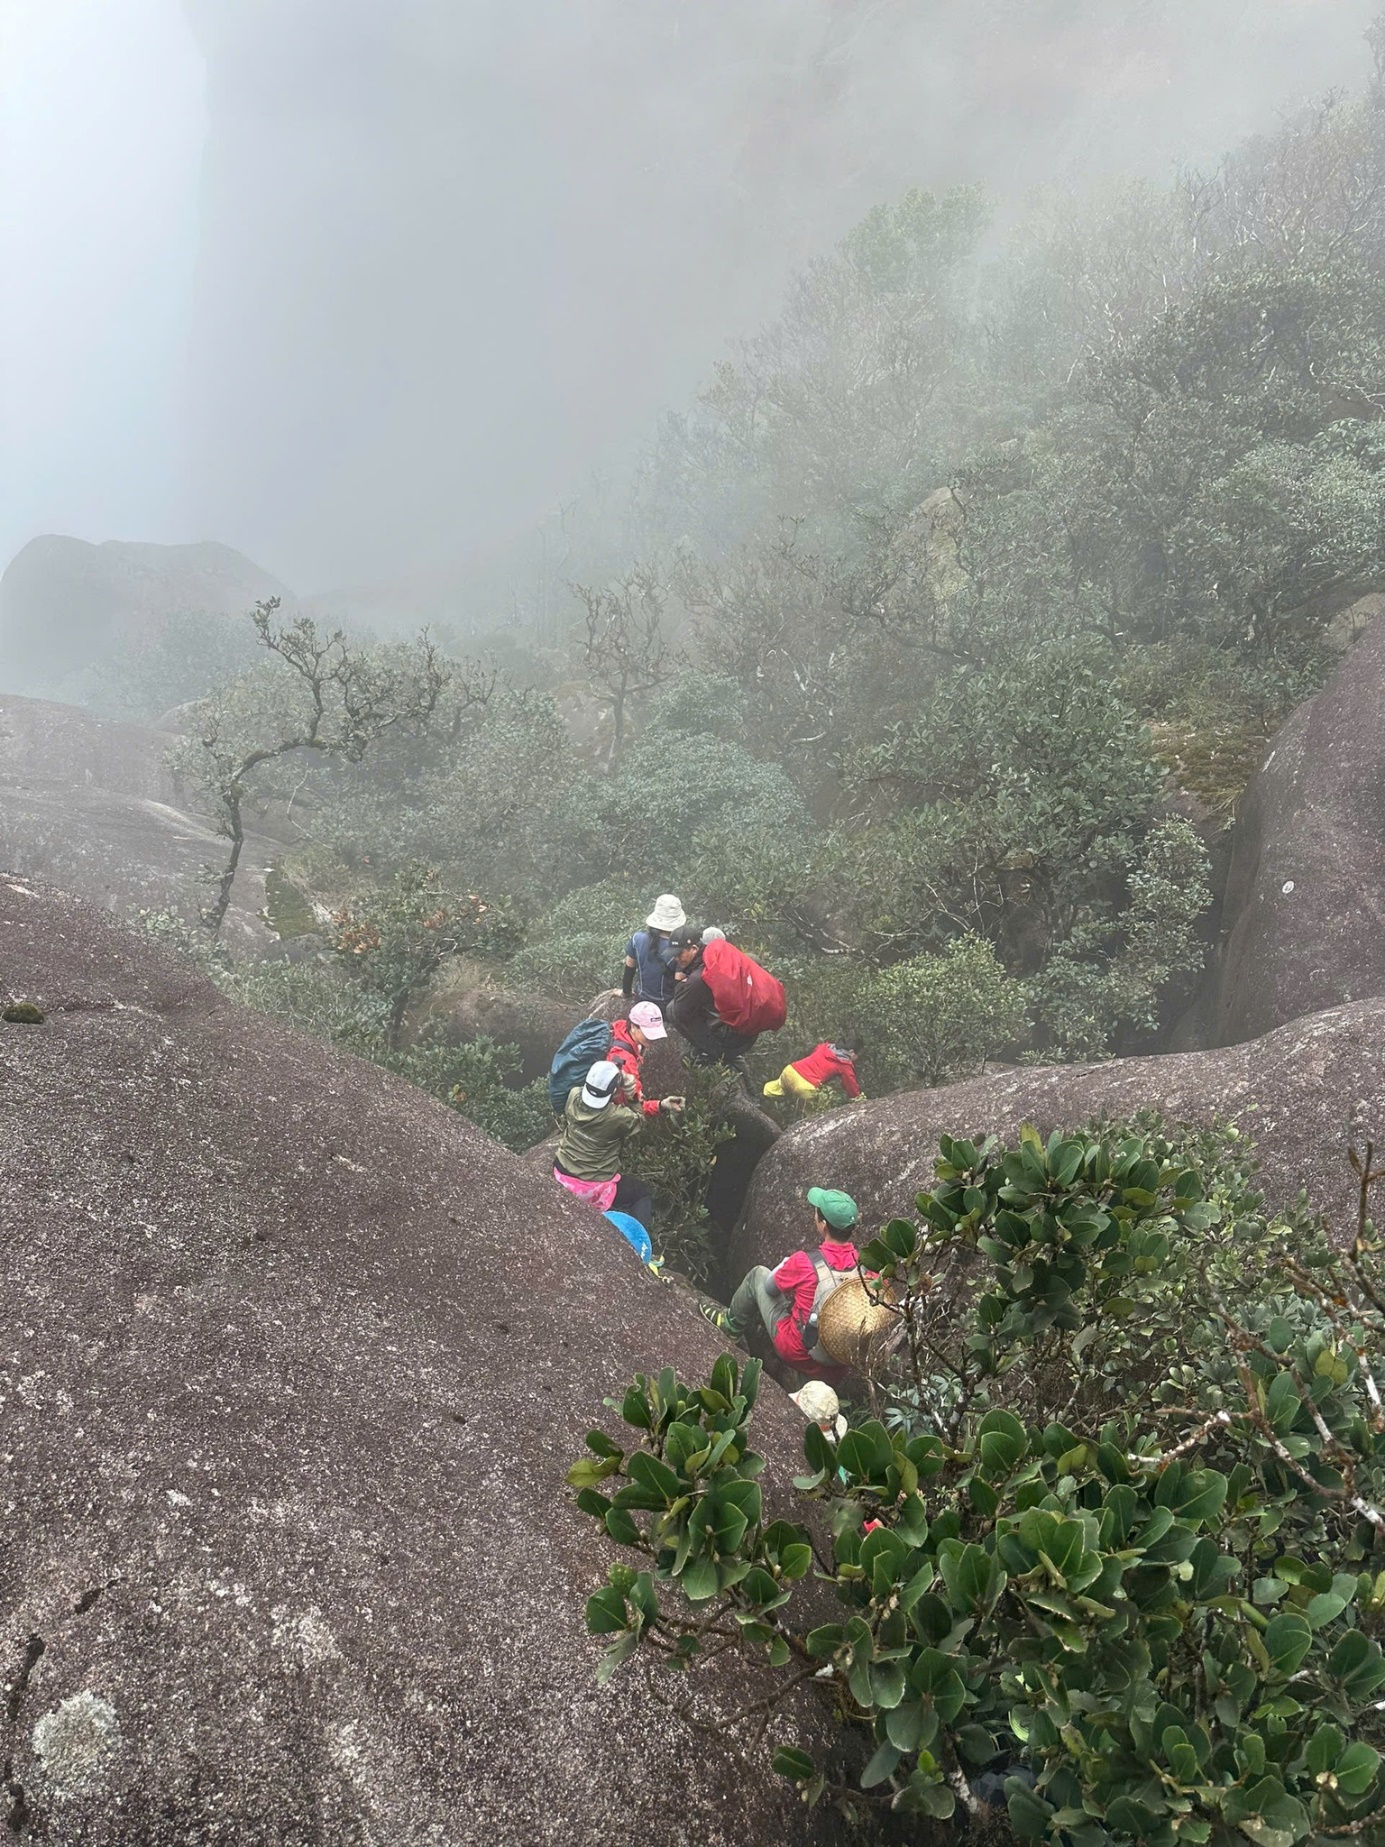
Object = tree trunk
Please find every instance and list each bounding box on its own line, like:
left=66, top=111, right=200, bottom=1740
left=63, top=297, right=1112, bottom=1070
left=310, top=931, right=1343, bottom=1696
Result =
left=387, top=985, right=412, bottom=1053
left=205, top=798, right=245, bottom=935
left=610, top=681, right=627, bottom=770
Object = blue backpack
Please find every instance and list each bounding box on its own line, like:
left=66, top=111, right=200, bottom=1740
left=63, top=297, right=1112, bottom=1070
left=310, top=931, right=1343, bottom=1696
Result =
left=547, top=1019, right=614, bottom=1117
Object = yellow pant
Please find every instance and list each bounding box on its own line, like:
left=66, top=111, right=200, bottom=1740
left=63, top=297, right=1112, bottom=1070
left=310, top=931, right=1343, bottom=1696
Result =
left=763, top=1065, right=819, bottom=1101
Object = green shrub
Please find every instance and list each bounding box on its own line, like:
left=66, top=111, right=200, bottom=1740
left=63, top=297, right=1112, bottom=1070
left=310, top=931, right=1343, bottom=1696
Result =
left=571, top=1122, right=1385, bottom=1844
left=507, top=878, right=650, bottom=1002
left=860, top=933, right=1030, bottom=1088
left=1029, top=818, right=1213, bottom=1062
left=330, top=863, right=522, bottom=1049
left=626, top=1063, right=743, bottom=1285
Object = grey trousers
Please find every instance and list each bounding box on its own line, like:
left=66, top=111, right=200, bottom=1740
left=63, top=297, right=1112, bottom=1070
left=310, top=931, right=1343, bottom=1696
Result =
left=728, top=1265, right=789, bottom=1344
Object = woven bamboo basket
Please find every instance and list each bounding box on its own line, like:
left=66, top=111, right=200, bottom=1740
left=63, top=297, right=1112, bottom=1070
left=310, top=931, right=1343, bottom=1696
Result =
left=817, top=1275, right=899, bottom=1368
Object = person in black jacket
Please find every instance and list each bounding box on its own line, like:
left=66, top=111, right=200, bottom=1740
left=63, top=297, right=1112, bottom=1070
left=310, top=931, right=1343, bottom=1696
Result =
left=666, top=928, right=760, bottom=1070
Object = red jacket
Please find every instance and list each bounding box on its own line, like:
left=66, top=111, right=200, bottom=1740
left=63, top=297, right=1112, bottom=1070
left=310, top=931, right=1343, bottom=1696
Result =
left=790, top=1043, right=861, bottom=1099
left=770, top=1239, right=858, bottom=1383
left=609, top=1019, right=662, bottom=1118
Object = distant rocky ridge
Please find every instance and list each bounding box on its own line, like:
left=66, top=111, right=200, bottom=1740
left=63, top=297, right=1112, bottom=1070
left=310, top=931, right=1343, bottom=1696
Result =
left=0, top=878, right=830, bottom=1845
left=0, top=535, right=289, bottom=695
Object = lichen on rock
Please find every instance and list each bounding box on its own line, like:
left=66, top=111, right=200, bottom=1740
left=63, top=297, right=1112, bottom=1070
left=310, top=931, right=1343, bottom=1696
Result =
left=32, top=1691, right=121, bottom=1799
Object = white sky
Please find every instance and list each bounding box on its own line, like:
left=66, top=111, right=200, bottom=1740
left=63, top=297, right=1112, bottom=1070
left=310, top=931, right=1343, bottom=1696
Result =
left=0, top=0, right=204, bottom=563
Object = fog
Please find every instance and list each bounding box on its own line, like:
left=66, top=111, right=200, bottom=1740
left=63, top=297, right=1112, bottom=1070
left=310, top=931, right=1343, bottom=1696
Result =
left=3, top=0, right=1380, bottom=598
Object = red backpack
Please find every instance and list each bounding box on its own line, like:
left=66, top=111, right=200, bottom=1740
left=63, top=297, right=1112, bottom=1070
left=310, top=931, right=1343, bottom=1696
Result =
left=702, top=939, right=787, bottom=1035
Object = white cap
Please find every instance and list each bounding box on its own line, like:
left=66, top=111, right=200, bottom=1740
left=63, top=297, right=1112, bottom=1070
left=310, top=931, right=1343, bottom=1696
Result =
left=580, top=1060, right=621, bottom=1110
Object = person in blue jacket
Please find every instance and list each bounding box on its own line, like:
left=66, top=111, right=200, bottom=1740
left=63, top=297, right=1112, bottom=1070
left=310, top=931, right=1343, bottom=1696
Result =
left=621, top=893, right=685, bottom=1011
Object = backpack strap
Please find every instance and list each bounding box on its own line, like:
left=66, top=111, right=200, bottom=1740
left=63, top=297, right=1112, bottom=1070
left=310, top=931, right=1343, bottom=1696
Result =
left=800, top=1251, right=849, bottom=1364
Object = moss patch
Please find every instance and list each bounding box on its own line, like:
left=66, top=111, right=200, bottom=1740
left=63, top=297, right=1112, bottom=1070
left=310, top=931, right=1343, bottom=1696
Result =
left=1148, top=718, right=1273, bottom=823
left=264, top=867, right=320, bottom=939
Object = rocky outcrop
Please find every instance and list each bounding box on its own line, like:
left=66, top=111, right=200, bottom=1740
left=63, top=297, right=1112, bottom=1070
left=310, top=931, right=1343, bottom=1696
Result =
left=1216, top=612, right=1385, bottom=1045
left=735, top=998, right=1385, bottom=1276
left=0, top=879, right=829, bottom=1845
left=0, top=694, right=268, bottom=950
left=423, top=979, right=580, bottom=1082
left=0, top=535, right=287, bottom=694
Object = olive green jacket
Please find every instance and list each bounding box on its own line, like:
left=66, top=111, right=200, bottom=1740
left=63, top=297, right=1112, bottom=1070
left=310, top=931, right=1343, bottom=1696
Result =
left=555, top=1087, right=644, bottom=1182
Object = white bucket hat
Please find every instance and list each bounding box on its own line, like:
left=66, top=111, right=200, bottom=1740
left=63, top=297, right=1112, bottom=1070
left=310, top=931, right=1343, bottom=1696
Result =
left=646, top=894, right=686, bottom=933
left=580, top=1060, right=621, bottom=1110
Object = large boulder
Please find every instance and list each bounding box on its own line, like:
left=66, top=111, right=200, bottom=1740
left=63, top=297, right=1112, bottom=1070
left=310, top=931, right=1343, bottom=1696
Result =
left=0, top=877, right=830, bottom=1844
left=735, top=998, right=1385, bottom=1277
left=0, top=694, right=268, bottom=951
left=0, top=536, right=288, bottom=696
left=421, top=976, right=581, bottom=1083
left=1216, top=610, right=1385, bottom=1045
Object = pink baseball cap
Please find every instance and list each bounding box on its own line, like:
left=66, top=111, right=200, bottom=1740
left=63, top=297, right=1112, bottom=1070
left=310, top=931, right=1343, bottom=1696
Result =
left=628, top=1001, right=667, bottom=1040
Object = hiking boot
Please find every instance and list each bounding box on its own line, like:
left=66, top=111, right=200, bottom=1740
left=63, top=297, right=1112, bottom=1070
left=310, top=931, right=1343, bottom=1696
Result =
left=698, top=1300, right=732, bottom=1333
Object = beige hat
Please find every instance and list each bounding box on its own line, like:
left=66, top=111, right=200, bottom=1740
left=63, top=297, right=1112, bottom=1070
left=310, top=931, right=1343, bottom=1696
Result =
left=790, top=1380, right=847, bottom=1439
left=646, top=894, right=687, bottom=933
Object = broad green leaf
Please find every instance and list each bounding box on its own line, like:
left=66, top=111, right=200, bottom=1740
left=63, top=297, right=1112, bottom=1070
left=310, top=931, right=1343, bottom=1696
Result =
left=566, top=1454, right=619, bottom=1490
left=585, top=1586, right=628, bottom=1634
left=595, top=1630, right=639, bottom=1684
left=1007, top=1781, right=1056, bottom=1839
left=604, top=1506, right=641, bottom=1546
left=1305, top=1592, right=1347, bottom=1628
left=1306, top=1723, right=1343, bottom=1777
left=1335, top=1741, right=1381, bottom=1796
left=1264, top=1611, right=1313, bottom=1675
left=681, top=1555, right=719, bottom=1601
left=772, top=1747, right=816, bottom=1782
left=885, top=1699, right=931, bottom=1752
left=860, top=1738, right=903, bottom=1788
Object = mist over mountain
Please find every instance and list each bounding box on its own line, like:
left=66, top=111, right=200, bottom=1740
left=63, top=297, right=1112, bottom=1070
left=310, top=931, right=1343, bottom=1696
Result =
left=16, top=0, right=1372, bottom=597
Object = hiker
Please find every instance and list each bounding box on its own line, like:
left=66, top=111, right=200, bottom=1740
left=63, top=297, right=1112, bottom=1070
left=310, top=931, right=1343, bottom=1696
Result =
left=553, top=1058, right=671, bottom=1231
left=701, top=1187, right=862, bottom=1385
left=622, top=894, right=686, bottom=1010
left=610, top=1000, right=685, bottom=1119
left=763, top=1041, right=863, bottom=1104
left=666, top=927, right=784, bottom=1070
left=791, top=1378, right=847, bottom=1440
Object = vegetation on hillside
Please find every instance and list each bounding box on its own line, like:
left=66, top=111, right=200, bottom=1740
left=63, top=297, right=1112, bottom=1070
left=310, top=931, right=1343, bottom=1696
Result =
left=121, top=43, right=1385, bottom=1144
left=569, top=1122, right=1385, bottom=1845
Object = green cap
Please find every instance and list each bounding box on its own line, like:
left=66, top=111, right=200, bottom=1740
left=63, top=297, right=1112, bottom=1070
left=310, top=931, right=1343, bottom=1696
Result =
left=807, top=1186, right=859, bottom=1231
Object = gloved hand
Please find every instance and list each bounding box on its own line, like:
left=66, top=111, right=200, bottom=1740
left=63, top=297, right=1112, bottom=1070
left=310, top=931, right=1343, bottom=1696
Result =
left=659, top=1095, right=686, bottom=1115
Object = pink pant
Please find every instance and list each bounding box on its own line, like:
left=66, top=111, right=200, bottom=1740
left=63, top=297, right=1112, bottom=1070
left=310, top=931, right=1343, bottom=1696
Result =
left=552, top=1167, right=618, bottom=1212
